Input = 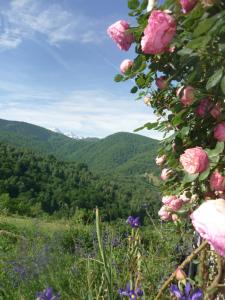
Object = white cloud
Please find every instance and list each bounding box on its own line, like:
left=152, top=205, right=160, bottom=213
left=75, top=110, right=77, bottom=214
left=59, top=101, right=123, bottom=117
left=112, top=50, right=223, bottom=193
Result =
left=0, top=83, right=162, bottom=139
left=0, top=0, right=105, bottom=49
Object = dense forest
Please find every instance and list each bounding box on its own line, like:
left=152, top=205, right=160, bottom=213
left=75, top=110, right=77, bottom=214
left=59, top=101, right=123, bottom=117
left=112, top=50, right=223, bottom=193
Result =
left=0, top=142, right=160, bottom=220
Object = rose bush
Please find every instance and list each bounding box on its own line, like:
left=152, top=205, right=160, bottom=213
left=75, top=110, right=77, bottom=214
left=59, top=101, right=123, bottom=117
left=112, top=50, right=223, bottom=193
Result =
left=108, top=0, right=225, bottom=297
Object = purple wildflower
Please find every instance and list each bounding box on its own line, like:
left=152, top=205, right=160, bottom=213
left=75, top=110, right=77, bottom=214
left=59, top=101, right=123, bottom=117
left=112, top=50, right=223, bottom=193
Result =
left=119, top=283, right=143, bottom=299
left=36, top=287, right=60, bottom=300
left=126, top=216, right=140, bottom=228
left=170, top=282, right=203, bottom=300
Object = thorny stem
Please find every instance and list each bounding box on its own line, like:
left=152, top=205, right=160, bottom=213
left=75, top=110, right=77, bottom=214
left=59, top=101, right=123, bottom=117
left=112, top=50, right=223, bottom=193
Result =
left=153, top=240, right=208, bottom=300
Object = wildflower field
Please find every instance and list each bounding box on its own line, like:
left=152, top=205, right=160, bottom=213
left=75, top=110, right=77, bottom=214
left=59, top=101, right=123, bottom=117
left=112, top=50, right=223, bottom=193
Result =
left=0, top=213, right=182, bottom=299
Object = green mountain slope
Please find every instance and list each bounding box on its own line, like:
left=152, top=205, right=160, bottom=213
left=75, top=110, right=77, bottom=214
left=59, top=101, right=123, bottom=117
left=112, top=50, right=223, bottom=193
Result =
left=0, top=119, right=159, bottom=176
left=0, top=119, right=98, bottom=159
left=70, top=132, right=159, bottom=175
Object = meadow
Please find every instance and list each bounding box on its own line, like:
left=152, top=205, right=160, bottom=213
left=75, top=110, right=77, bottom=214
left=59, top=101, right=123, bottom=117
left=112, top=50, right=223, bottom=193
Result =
left=0, top=212, right=184, bottom=300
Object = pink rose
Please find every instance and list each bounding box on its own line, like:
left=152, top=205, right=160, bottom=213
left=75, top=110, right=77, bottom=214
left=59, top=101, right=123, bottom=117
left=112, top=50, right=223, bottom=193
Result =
left=161, top=168, right=173, bottom=180
left=214, top=122, right=225, bottom=141
left=155, top=155, right=166, bottom=166
left=180, top=147, right=209, bottom=174
left=107, top=20, right=134, bottom=51
left=158, top=205, right=171, bottom=221
left=196, top=98, right=211, bottom=117
left=162, top=195, right=183, bottom=211
left=210, top=103, right=221, bottom=119
left=180, top=0, right=198, bottom=13
left=210, top=170, right=225, bottom=191
left=141, top=10, right=176, bottom=55
left=120, top=59, right=133, bottom=74
left=191, top=199, right=225, bottom=257
left=162, top=195, right=177, bottom=205
left=179, top=86, right=195, bottom=106
left=156, top=76, right=167, bottom=89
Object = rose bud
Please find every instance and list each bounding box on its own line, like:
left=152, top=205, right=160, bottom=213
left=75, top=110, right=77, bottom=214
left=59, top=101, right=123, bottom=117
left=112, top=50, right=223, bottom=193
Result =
left=141, top=10, right=176, bottom=55
left=155, top=155, right=166, bottom=166
left=175, top=268, right=186, bottom=281
left=107, top=20, right=134, bottom=51
left=214, top=122, right=225, bottom=141
left=210, top=170, right=225, bottom=191
left=156, top=76, right=167, bottom=90
left=180, top=147, right=209, bottom=174
left=158, top=205, right=171, bottom=221
left=144, top=96, right=151, bottom=106
left=191, top=199, right=225, bottom=257
left=210, top=103, right=221, bottom=119
left=179, top=86, right=195, bottom=106
left=196, top=98, right=211, bottom=117
left=120, top=59, right=133, bottom=74
left=161, top=168, right=173, bottom=180
left=172, top=214, right=179, bottom=222
left=180, top=0, right=198, bottom=13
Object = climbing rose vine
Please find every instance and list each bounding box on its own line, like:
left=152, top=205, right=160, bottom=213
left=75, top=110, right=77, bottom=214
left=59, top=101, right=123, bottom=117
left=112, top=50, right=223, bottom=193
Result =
left=108, top=0, right=225, bottom=298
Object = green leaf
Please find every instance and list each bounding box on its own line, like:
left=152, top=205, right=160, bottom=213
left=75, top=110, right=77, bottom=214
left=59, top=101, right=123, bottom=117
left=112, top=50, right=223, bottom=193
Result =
left=114, top=74, right=123, bottom=82
left=186, top=36, right=211, bottom=49
left=132, top=55, right=145, bottom=72
left=183, top=173, right=199, bottom=184
left=128, top=0, right=140, bottom=10
left=134, top=122, right=158, bottom=132
left=199, top=167, right=210, bottom=181
left=208, top=141, right=224, bottom=158
left=220, top=75, right=225, bottom=95
left=130, top=86, right=138, bottom=93
left=206, top=68, right=223, bottom=90
left=193, top=17, right=216, bottom=37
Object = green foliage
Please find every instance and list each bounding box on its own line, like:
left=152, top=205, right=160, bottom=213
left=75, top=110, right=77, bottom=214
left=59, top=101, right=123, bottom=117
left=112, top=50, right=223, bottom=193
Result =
left=0, top=142, right=160, bottom=220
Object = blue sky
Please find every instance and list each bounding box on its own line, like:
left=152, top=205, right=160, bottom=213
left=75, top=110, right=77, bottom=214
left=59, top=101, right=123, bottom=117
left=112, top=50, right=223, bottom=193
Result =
left=0, top=0, right=160, bottom=139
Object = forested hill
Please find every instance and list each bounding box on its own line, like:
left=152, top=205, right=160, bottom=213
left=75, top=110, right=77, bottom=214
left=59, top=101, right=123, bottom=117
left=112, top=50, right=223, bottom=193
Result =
left=0, top=119, right=159, bottom=176
left=0, top=142, right=160, bottom=220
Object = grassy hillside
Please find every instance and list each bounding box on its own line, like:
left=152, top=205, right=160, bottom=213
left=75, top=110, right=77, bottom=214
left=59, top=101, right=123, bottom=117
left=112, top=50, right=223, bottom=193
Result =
left=0, top=119, right=159, bottom=176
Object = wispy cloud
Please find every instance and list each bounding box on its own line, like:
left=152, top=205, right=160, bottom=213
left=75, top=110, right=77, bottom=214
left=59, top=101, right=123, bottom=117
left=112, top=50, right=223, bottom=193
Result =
left=0, top=0, right=105, bottom=50
left=0, top=82, right=162, bottom=139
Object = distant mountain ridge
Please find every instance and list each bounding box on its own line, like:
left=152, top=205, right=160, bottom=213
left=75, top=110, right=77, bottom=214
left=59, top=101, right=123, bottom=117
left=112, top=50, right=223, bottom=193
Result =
left=0, top=119, right=159, bottom=176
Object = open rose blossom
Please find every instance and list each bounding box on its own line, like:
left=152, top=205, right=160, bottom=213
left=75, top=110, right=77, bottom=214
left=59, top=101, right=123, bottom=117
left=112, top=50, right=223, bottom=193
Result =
left=210, top=170, right=225, bottom=191
left=107, top=20, right=134, bottom=51
left=158, top=205, right=171, bottom=221
left=196, top=98, right=211, bottom=117
left=155, top=155, right=166, bottom=166
left=161, top=168, right=173, bottom=180
left=180, top=147, right=209, bottom=174
left=214, top=122, right=225, bottom=141
left=120, top=59, right=133, bottom=74
left=210, top=103, right=221, bottom=119
left=179, top=86, right=195, bottom=106
left=191, top=199, right=225, bottom=257
left=162, top=195, right=183, bottom=211
left=180, top=0, right=198, bottom=13
left=156, top=76, right=167, bottom=89
left=141, top=10, right=176, bottom=55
